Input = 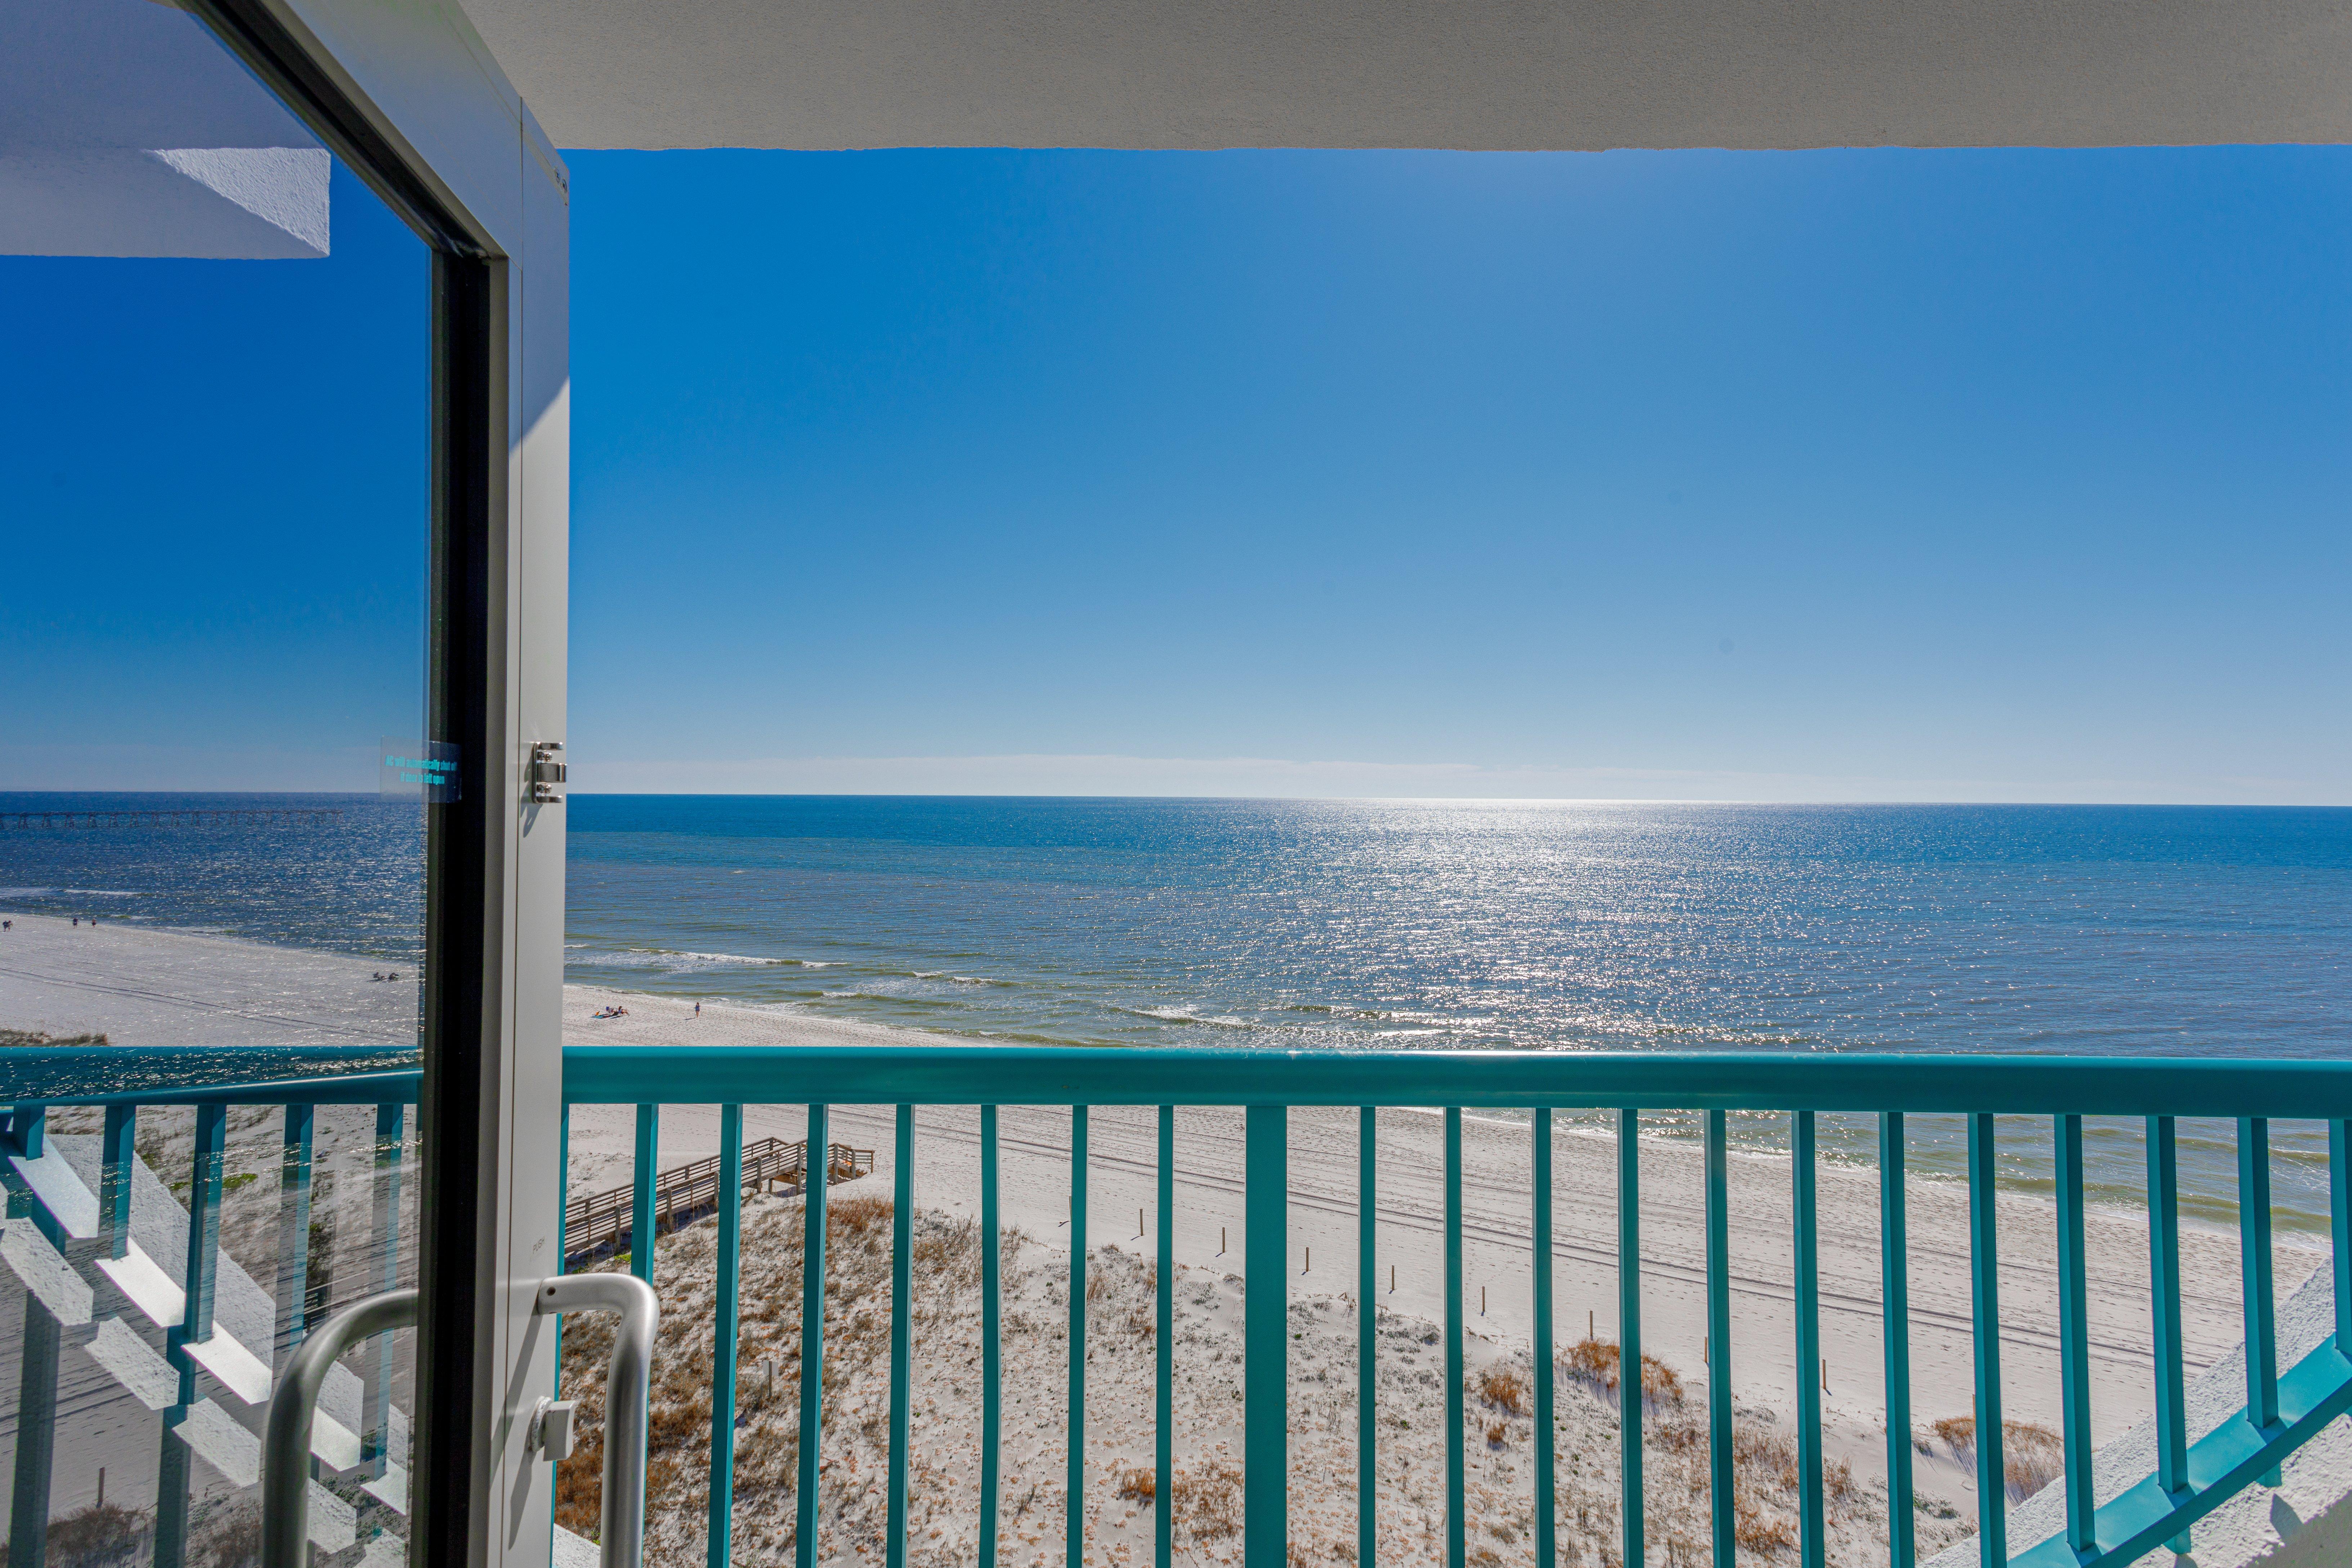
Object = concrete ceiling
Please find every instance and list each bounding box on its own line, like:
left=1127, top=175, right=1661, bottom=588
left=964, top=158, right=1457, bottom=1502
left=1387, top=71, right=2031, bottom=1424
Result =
left=457, top=0, right=2352, bottom=153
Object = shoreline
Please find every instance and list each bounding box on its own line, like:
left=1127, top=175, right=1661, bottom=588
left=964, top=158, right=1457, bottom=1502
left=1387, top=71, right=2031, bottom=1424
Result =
left=0, top=910, right=418, bottom=1051
left=0, top=902, right=2325, bottom=1238
left=2, top=913, right=2333, bottom=1557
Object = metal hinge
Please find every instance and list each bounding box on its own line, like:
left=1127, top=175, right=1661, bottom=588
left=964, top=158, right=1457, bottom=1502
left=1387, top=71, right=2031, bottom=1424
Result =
left=530, top=740, right=566, bottom=803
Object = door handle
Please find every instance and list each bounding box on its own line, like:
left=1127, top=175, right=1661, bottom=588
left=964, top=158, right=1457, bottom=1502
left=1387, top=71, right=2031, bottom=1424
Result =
left=261, top=1288, right=417, bottom=1568
left=259, top=1274, right=658, bottom=1568
left=535, top=1272, right=659, bottom=1568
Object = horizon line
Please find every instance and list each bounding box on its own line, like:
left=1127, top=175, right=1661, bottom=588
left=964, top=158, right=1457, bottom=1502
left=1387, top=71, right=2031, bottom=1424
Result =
left=3, top=788, right=2348, bottom=810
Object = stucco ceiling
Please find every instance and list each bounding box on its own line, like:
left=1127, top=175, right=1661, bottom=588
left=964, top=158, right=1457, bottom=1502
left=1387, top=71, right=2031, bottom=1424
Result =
left=3, top=0, right=328, bottom=257
left=457, top=0, right=2352, bottom=152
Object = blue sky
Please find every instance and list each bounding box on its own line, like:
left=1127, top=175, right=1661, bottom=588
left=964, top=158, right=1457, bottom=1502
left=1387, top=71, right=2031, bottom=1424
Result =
left=568, top=147, right=2350, bottom=801
left=5, top=147, right=2349, bottom=801
left=1, top=160, right=429, bottom=792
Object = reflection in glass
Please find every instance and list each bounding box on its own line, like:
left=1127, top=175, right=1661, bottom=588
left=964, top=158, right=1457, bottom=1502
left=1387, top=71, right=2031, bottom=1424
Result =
left=1, top=1, right=430, bottom=1561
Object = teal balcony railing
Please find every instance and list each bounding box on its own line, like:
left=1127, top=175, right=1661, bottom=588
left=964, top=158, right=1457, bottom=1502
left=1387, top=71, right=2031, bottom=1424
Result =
left=6, top=1044, right=2348, bottom=1568
left=0, top=1046, right=420, bottom=1568
left=564, top=1045, right=2352, bottom=1568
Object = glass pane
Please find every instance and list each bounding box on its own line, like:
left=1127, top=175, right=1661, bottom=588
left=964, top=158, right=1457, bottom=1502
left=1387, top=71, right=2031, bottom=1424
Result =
left=0, top=0, right=430, bottom=1561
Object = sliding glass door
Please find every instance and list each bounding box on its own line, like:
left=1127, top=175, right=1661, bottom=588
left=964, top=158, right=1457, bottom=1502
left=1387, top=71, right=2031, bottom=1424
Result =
left=0, top=2, right=435, bottom=1560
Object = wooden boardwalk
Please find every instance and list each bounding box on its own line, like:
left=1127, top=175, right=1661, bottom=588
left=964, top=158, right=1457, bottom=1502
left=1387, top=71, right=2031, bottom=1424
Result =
left=563, top=1135, right=875, bottom=1262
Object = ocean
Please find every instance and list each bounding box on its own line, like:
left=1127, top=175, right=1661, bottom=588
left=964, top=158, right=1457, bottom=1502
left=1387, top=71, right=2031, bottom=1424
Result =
left=6, top=794, right=2348, bottom=1224
left=565, top=798, right=2350, bottom=1062
left=0, top=791, right=426, bottom=962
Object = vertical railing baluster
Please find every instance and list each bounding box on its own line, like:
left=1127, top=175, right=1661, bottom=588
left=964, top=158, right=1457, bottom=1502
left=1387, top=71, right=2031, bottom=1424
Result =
left=2240, top=1115, right=2279, bottom=1485
left=189, top=1101, right=225, bottom=1335
left=1534, top=1107, right=1555, bottom=1568
left=275, top=1104, right=314, bottom=1369
left=100, top=1103, right=134, bottom=1260
left=797, top=1102, right=831, bottom=1568
left=2332, top=1119, right=2351, bottom=1354
left=2055, top=1114, right=2095, bottom=1554
left=887, top=1105, right=914, bottom=1568
left=2147, top=1116, right=2187, bottom=1508
left=1247, top=1103, right=1289, bottom=1568
left=1445, top=1107, right=1465, bottom=1568
left=1879, top=1112, right=1913, bottom=1568
left=8, top=1270, right=58, bottom=1568
left=154, top=1411, right=190, bottom=1567
left=632, top=1103, right=660, bottom=1284
left=9, top=1103, right=42, bottom=1160
left=710, top=1104, right=745, bottom=1568
left=1160, top=1105, right=1177, bottom=1568
left=176, top=1105, right=222, bottom=1335
left=158, top=1102, right=227, bottom=1568
left=1796, top=1111, right=1824, bottom=1568
left=5, top=1105, right=57, bottom=1568
left=1619, top=1107, right=1643, bottom=1568
left=1358, top=1106, right=1376, bottom=1568
left=95, top=1102, right=158, bottom=1539
left=981, top=1105, right=1001, bottom=1568
left=1069, top=1105, right=1089, bottom=1568
left=367, top=1101, right=404, bottom=1477
left=1707, top=1109, right=1733, bottom=1568
left=1967, top=1112, right=2004, bottom=1565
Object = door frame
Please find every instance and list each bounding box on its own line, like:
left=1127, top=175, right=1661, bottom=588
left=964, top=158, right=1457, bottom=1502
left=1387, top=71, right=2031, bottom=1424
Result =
left=187, top=5, right=570, bottom=1564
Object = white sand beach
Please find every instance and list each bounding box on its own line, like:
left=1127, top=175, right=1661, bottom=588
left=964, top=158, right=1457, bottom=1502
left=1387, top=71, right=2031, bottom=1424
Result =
left=0, top=910, right=418, bottom=1052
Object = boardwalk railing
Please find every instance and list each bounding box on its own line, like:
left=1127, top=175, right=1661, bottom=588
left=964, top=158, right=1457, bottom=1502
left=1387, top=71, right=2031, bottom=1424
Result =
left=562, top=1044, right=2352, bottom=1568
left=561, top=1135, right=874, bottom=1262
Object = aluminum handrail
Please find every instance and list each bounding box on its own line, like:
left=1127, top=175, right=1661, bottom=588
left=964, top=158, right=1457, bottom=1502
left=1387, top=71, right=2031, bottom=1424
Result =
left=260, top=1288, right=418, bottom=1568
left=257, top=1277, right=657, bottom=1568
left=537, top=1271, right=660, bottom=1568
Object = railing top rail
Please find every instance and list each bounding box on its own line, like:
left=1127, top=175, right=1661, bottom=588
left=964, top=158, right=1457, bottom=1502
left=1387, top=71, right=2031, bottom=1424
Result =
left=562, top=1043, right=2352, bottom=1117
left=0, top=1045, right=420, bottom=1107
left=14, top=1040, right=2348, bottom=1116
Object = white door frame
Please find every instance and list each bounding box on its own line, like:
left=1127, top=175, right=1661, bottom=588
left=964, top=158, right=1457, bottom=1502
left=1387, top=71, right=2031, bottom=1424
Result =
left=192, top=4, right=570, bottom=1563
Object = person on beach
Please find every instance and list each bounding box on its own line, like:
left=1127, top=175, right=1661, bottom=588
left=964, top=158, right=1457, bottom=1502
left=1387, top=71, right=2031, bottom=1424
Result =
left=694, top=1000, right=701, bottom=1017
